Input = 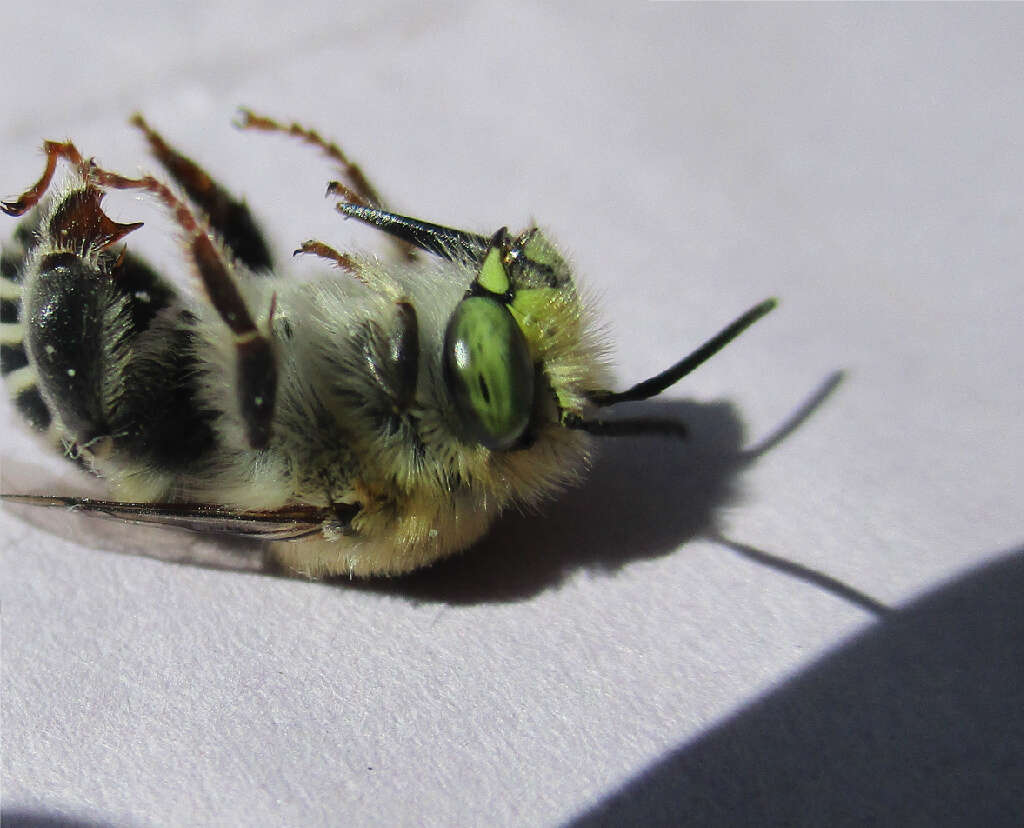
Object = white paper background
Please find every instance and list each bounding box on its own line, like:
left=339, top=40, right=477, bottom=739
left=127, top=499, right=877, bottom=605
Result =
left=2, top=3, right=1022, bottom=826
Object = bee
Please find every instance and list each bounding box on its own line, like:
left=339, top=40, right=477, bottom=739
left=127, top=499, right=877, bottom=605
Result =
left=0, top=112, right=775, bottom=577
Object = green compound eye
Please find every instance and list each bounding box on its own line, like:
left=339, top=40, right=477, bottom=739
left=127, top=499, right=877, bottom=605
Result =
left=443, top=296, right=535, bottom=450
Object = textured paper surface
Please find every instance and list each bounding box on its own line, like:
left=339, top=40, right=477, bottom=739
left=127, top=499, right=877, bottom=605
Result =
left=2, top=4, right=1022, bottom=825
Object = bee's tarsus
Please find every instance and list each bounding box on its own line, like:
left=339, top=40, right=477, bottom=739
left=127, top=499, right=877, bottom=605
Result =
left=326, top=179, right=361, bottom=204
left=237, top=109, right=384, bottom=209
left=3, top=140, right=87, bottom=217
left=295, top=239, right=356, bottom=273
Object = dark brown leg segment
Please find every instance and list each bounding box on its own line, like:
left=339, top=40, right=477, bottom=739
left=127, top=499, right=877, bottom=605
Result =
left=2, top=142, right=86, bottom=217
left=79, top=162, right=278, bottom=449
left=130, top=114, right=273, bottom=272
left=2, top=142, right=143, bottom=252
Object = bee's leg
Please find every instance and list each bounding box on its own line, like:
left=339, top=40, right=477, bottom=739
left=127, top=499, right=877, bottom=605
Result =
left=293, top=238, right=419, bottom=412
left=85, top=164, right=278, bottom=449
left=293, top=240, right=357, bottom=272
left=236, top=109, right=384, bottom=208
left=130, top=114, right=273, bottom=273
left=2, top=141, right=89, bottom=217
left=293, top=239, right=402, bottom=296
left=236, top=110, right=418, bottom=261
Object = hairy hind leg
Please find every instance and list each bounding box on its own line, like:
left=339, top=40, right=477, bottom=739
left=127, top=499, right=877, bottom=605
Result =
left=82, top=161, right=279, bottom=449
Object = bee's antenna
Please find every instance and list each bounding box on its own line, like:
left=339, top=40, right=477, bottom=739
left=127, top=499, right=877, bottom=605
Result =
left=562, top=414, right=688, bottom=439
left=336, top=202, right=490, bottom=262
left=589, top=298, right=778, bottom=407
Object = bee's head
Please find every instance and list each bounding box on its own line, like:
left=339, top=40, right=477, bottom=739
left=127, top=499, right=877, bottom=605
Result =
left=337, top=202, right=776, bottom=453
left=336, top=204, right=606, bottom=452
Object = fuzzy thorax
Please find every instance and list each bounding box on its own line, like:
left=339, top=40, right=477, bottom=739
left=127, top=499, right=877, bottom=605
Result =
left=180, top=247, right=609, bottom=576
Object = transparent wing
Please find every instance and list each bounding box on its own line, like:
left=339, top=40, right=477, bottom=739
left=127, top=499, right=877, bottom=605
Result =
left=0, top=495, right=354, bottom=541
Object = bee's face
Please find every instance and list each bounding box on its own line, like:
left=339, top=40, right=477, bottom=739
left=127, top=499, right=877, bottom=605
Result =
left=329, top=203, right=607, bottom=464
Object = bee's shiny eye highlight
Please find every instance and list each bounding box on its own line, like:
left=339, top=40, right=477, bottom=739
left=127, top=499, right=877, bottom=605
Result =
left=443, top=296, right=535, bottom=450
